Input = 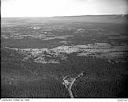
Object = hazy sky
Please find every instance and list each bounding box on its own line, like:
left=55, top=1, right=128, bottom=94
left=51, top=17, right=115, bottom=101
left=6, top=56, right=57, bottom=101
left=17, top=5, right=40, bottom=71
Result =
left=1, top=0, right=128, bottom=17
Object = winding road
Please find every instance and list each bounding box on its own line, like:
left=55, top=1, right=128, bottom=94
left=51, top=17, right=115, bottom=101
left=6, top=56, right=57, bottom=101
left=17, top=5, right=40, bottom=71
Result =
left=62, top=72, right=84, bottom=98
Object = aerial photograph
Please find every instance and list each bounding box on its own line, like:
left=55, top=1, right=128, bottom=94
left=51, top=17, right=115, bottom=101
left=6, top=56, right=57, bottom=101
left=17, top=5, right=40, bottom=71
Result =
left=1, top=0, right=128, bottom=98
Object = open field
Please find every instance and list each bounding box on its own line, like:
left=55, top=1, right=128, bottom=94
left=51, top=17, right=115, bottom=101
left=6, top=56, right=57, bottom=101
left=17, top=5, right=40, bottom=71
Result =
left=1, top=15, right=128, bottom=98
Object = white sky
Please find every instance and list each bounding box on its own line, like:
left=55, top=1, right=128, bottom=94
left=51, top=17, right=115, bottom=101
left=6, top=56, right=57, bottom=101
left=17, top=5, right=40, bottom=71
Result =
left=1, top=0, right=128, bottom=17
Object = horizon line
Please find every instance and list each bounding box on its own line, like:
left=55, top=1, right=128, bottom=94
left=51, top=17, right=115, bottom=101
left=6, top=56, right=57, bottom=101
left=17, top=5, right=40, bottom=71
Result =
left=1, top=14, right=128, bottom=18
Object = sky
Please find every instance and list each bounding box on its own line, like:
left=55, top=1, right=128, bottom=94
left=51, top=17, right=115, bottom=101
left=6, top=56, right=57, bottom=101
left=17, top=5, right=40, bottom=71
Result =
left=1, top=0, right=128, bottom=17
